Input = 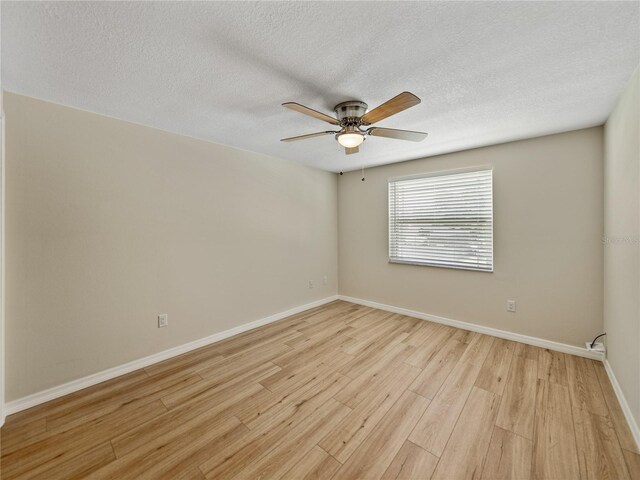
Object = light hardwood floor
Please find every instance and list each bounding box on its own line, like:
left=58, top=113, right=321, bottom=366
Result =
left=2, top=300, right=638, bottom=479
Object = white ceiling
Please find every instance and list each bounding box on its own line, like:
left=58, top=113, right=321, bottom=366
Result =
left=2, top=1, right=639, bottom=172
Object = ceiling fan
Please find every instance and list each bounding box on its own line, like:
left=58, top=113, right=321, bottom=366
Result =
left=280, top=92, right=428, bottom=155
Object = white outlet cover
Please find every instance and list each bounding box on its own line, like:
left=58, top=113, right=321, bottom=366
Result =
left=585, top=342, right=606, bottom=352
left=158, top=314, right=168, bottom=328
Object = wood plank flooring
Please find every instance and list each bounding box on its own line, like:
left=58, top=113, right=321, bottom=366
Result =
left=1, top=300, right=637, bottom=479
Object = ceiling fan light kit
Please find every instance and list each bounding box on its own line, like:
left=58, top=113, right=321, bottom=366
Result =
left=336, top=129, right=365, bottom=149
left=281, top=92, right=428, bottom=155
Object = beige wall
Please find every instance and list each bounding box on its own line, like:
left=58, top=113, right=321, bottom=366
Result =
left=604, top=66, right=640, bottom=427
left=4, top=92, right=338, bottom=401
left=339, top=128, right=604, bottom=347
left=2, top=91, right=613, bottom=406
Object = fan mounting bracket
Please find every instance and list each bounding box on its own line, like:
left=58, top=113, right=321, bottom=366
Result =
left=334, top=101, right=368, bottom=125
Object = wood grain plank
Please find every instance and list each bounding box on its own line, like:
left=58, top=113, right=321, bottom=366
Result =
left=211, top=318, right=305, bottom=357
left=409, top=337, right=467, bottom=399
left=2, top=400, right=164, bottom=479
left=622, top=449, right=640, bottom=479
left=174, top=467, right=207, bottom=480
left=496, top=355, right=537, bottom=439
left=198, top=372, right=350, bottom=478
left=408, top=358, right=484, bottom=456
left=332, top=391, right=429, bottom=480
left=432, top=386, right=501, bottom=480
left=453, top=329, right=476, bottom=345
left=260, top=350, right=353, bottom=396
left=515, top=343, right=540, bottom=362
left=136, top=423, right=248, bottom=480
left=111, top=380, right=261, bottom=458
left=458, top=334, right=495, bottom=366
left=320, top=362, right=421, bottom=462
left=226, top=385, right=281, bottom=426
left=354, top=311, right=405, bottom=334
left=27, top=441, right=115, bottom=480
left=162, top=361, right=280, bottom=410
left=286, top=323, right=354, bottom=350
left=235, top=368, right=349, bottom=431
left=403, top=321, right=441, bottom=347
left=274, top=328, right=355, bottom=369
left=340, top=329, right=409, bottom=375
left=220, top=329, right=304, bottom=358
left=594, top=360, right=639, bottom=453
left=532, top=379, right=580, bottom=480
left=404, top=325, right=456, bottom=369
left=345, top=308, right=393, bottom=330
left=565, top=354, right=608, bottom=417
left=143, top=346, right=224, bottom=378
left=0, top=418, right=47, bottom=454
left=246, top=371, right=351, bottom=432
left=2, top=302, right=633, bottom=480
left=281, top=446, right=342, bottom=480
left=197, top=342, right=290, bottom=382
left=475, top=338, right=516, bottom=396
left=88, top=413, right=244, bottom=479
left=341, top=341, right=415, bottom=382
left=2, top=370, right=149, bottom=429
left=481, top=426, right=532, bottom=480
left=573, top=405, right=630, bottom=480
left=537, top=348, right=568, bottom=386
left=343, top=312, right=399, bottom=344
left=294, top=304, right=365, bottom=338
left=381, top=441, right=438, bottom=480
left=398, top=314, right=424, bottom=335
left=46, top=371, right=202, bottom=433
left=333, top=361, right=399, bottom=409
left=227, top=399, right=350, bottom=480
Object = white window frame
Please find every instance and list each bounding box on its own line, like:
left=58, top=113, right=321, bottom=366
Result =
left=388, top=167, right=494, bottom=272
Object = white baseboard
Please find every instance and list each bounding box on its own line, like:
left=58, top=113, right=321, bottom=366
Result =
left=603, top=359, right=640, bottom=451
left=338, top=295, right=604, bottom=361
left=3, top=293, right=608, bottom=418
left=4, top=295, right=339, bottom=416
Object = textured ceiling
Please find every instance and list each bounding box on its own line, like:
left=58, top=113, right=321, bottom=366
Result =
left=2, top=1, right=639, bottom=172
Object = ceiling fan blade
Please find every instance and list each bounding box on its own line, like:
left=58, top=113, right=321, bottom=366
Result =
left=280, top=131, right=338, bottom=142
left=360, top=92, right=421, bottom=125
left=367, top=127, right=428, bottom=142
left=282, top=102, right=340, bottom=125
left=345, top=146, right=359, bottom=155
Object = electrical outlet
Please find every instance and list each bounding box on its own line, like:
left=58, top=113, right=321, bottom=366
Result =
left=308, top=280, right=314, bottom=289
left=507, top=300, right=516, bottom=313
left=158, top=314, right=168, bottom=328
left=585, top=342, right=606, bottom=353
left=323, top=276, right=328, bottom=285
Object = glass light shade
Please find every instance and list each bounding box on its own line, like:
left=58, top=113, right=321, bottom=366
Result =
left=337, top=132, right=364, bottom=148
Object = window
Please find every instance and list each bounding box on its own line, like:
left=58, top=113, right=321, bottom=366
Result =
left=388, top=169, right=493, bottom=272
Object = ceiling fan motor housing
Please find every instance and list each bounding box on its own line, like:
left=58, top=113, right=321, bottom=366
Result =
left=334, top=101, right=368, bottom=126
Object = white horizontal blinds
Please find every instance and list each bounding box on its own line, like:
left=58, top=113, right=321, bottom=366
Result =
left=389, top=169, right=493, bottom=271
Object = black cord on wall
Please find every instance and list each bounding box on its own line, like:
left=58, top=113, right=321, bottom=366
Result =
left=590, top=333, right=606, bottom=348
